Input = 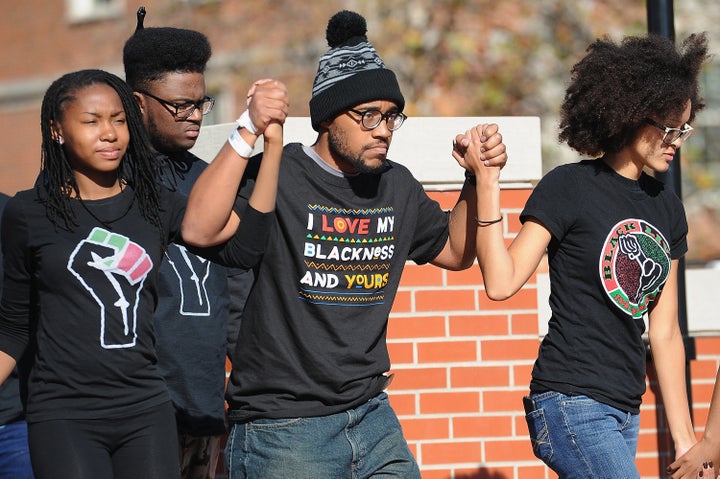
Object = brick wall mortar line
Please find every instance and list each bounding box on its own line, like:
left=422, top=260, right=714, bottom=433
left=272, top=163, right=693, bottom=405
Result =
left=391, top=308, right=539, bottom=317
left=398, top=412, right=524, bottom=419
left=387, top=335, right=541, bottom=342
left=396, top=285, right=539, bottom=291
left=389, top=360, right=536, bottom=368
left=390, top=386, right=530, bottom=393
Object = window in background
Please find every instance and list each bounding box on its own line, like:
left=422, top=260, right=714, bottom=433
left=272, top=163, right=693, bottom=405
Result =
left=66, top=0, right=124, bottom=23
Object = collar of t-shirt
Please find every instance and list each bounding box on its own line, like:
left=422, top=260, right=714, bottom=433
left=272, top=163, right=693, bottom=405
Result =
left=302, top=144, right=360, bottom=180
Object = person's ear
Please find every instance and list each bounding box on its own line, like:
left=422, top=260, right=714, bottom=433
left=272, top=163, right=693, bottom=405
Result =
left=133, top=91, right=148, bottom=116
left=51, top=122, right=64, bottom=145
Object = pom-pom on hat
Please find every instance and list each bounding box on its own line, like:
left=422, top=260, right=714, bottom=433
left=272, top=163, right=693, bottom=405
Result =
left=309, top=10, right=405, bottom=131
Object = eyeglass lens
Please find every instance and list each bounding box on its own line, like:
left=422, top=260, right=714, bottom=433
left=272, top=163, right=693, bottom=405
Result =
left=360, top=110, right=405, bottom=131
left=646, top=118, right=693, bottom=144
left=176, top=98, right=214, bottom=119
left=663, top=126, right=692, bottom=144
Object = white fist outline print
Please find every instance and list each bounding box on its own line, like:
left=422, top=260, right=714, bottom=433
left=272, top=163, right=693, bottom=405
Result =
left=68, top=227, right=153, bottom=349
left=165, top=244, right=212, bottom=316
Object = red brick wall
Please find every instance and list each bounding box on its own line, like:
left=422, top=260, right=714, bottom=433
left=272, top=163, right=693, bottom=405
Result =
left=383, top=188, right=718, bottom=479
left=217, top=186, right=718, bottom=479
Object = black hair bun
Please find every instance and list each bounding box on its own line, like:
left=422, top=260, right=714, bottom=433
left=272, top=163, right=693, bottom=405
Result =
left=135, top=6, right=146, bottom=31
left=326, top=10, right=367, bottom=48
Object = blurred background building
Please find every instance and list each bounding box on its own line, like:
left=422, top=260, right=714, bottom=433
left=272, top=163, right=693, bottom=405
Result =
left=1, top=0, right=718, bottom=263
left=1, top=2, right=719, bottom=477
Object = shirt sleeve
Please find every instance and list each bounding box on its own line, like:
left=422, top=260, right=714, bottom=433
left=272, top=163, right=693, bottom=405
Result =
left=521, top=164, right=580, bottom=241
left=667, top=191, right=688, bottom=260
left=407, top=177, right=450, bottom=265
left=212, top=204, right=274, bottom=269
left=0, top=196, right=32, bottom=360
left=225, top=268, right=254, bottom=360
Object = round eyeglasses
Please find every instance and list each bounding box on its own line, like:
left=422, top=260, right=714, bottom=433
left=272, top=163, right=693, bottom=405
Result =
left=645, top=118, right=694, bottom=145
left=347, top=109, right=407, bottom=131
left=138, top=90, right=215, bottom=120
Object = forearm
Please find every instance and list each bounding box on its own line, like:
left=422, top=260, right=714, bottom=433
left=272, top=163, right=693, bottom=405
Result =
left=473, top=173, right=513, bottom=297
left=246, top=124, right=282, bottom=214
left=442, top=181, right=479, bottom=270
left=473, top=172, right=544, bottom=300
left=182, top=127, right=257, bottom=246
left=702, top=368, right=720, bottom=452
left=649, top=262, right=695, bottom=451
left=0, top=351, right=16, bottom=386
left=669, top=374, right=720, bottom=479
left=650, top=328, right=696, bottom=451
left=183, top=77, right=288, bottom=247
left=452, top=123, right=537, bottom=297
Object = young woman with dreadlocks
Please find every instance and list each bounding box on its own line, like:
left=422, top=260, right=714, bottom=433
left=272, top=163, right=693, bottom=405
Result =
left=0, top=69, right=284, bottom=479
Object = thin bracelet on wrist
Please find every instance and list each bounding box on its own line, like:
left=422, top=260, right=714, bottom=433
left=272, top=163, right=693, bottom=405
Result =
left=475, top=216, right=503, bottom=226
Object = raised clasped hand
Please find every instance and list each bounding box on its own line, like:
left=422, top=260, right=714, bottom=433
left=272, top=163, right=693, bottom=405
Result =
left=246, top=79, right=289, bottom=136
left=452, top=123, right=507, bottom=181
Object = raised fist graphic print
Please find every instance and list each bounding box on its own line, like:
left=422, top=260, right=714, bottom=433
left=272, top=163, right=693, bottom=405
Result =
left=165, top=244, right=212, bottom=316
left=600, top=219, right=671, bottom=318
left=617, top=234, right=664, bottom=303
left=68, top=227, right=153, bottom=349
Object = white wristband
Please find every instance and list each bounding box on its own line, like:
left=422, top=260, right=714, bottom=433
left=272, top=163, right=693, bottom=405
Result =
left=228, top=128, right=254, bottom=158
left=235, top=110, right=258, bottom=135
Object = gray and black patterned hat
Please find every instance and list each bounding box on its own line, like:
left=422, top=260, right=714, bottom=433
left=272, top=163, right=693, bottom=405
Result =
left=309, top=10, right=405, bottom=131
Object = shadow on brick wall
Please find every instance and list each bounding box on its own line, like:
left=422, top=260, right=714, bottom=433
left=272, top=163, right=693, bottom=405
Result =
left=455, top=470, right=508, bottom=479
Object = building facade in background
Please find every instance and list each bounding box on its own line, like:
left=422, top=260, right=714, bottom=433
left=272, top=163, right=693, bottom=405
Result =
left=1, top=1, right=720, bottom=477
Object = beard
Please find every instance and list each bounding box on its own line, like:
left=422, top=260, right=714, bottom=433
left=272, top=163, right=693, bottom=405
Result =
left=327, top=128, right=388, bottom=175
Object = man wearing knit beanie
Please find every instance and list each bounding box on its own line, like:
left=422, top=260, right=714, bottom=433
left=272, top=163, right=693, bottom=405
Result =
left=308, top=11, right=405, bottom=132
left=182, top=10, right=507, bottom=478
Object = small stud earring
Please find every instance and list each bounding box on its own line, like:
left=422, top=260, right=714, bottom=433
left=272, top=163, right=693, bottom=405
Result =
left=56, top=136, right=64, bottom=145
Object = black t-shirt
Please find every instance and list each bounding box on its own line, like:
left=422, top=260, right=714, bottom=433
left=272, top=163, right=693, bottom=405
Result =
left=0, top=185, right=268, bottom=424
left=226, top=143, right=449, bottom=422
left=0, top=192, right=26, bottom=425
left=0, top=187, right=186, bottom=422
left=154, top=153, right=234, bottom=436
left=523, top=160, right=688, bottom=413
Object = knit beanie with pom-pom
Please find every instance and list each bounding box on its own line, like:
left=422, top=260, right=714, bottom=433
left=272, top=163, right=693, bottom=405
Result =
left=309, top=10, right=405, bottom=131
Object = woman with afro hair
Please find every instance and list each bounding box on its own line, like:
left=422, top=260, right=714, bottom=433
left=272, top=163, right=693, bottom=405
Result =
left=454, top=32, right=709, bottom=478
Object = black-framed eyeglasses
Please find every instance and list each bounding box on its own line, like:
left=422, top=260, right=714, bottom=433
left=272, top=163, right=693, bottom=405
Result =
left=347, top=109, right=407, bottom=131
left=138, top=90, right=215, bottom=120
left=645, top=118, right=694, bottom=145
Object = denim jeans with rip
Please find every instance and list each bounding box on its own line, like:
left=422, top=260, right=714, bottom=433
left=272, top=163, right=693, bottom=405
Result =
left=525, top=390, right=640, bottom=479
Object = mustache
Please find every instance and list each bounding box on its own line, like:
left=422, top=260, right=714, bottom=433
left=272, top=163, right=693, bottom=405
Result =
left=364, top=140, right=389, bottom=150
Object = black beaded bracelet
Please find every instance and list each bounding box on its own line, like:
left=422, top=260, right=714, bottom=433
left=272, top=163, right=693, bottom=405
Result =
left=475, top=216, right=503, bottom=226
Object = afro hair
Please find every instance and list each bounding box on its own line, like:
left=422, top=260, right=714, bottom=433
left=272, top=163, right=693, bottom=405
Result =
left=123, top=27, right=211, bottom=90
left=558, top=32, right=709, bottom=157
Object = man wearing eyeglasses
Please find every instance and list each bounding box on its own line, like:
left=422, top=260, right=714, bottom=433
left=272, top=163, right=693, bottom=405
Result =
left=122, top=12, right=255, bottom=479
left=182, top=10, right=506, bottom=478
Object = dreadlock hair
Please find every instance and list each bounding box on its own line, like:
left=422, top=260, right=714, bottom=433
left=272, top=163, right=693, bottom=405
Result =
left=558, top=32, right=710, bottom=157
left=40, top=69, right=163, bottom=240
left=123, top=24, right=211, bottom=91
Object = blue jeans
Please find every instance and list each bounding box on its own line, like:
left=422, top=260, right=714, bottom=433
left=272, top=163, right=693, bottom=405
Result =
left=0, top=421, right=33, bottom=479
left=524, top=391, right=640, bottom=479
left=225, top=392, right=420, bottom=479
